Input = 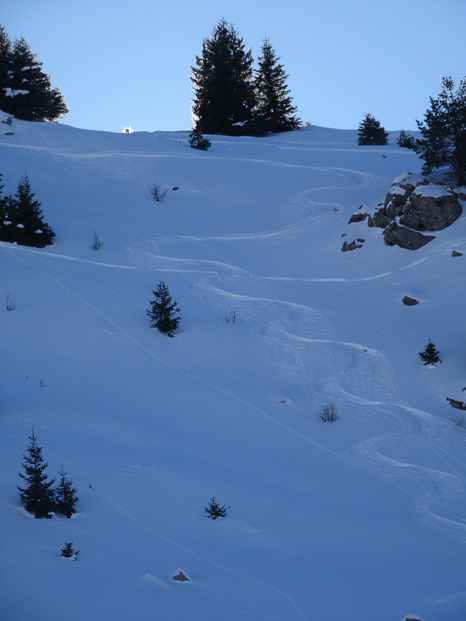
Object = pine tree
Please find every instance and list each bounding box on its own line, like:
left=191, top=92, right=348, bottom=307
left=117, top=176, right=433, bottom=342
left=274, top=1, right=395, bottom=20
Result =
left=0, top=25, right=12, bottom=113
left=5, top=36, right=68, bottom=122
left=146, top=280, right=181, bottom=336
left=358, top=113, right=388, bottom=145
left=191, top=19, right=255, bottom=135
left=189, top=128, right=211, bottom=151
left=419, top=339, right=440, bottom=365
left=18, top=430, right=55, bottom=518
left=8, top=173, right=55, bottom=247
left=54, top=466, right=79, bottom=518
left=397, top=129, right=416, bottom=149
left=415, top=76, right=466, bottom=185
left=253, top=38, right=300, bottom=134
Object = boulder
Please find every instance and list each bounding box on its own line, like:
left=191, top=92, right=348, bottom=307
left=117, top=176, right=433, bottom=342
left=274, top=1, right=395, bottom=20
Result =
left=383, top=223, right=435, bottom=250
left=402, top=295, right=420, bottom=306
left=401, top=186, right=462, bottom=230
left=452, top=250, right=463, bottom=257
left=173, top=570, right=190, bottom=582
left=348, top=212, right=368, bottom=224
left=341, top=239, right=363, bottom=252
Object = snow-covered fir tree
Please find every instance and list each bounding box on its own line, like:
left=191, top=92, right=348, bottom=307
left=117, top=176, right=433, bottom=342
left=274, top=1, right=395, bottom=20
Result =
left=0, top=29, right=68, bottom=122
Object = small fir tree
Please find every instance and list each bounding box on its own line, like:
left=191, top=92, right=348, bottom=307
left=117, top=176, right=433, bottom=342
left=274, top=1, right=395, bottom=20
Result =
left=146, top=280, right=180, bottom=336
left=189, top=128, right=211, bottom=151
left=253, top=37, right=300, bottom=134
left=415, top=76, right=466, bottom=185
left=419, top=339, right=441, bottom=365
left=7, top=173, right=55, bottom=247
left=358, top=113, right=389, bottom=145
left=18, top=430, right=55, bottom=518
left=397, top=129, right=416, bottom=149
left=61, top=541, right=79, bottom=559
left=204, top=496, right=228, bottom=520
left=54, top=466, right=79, bottom=518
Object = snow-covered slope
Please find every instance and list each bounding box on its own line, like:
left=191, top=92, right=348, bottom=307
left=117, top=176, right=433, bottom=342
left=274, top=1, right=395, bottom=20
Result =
left=1, top=118, right=465, bottom=621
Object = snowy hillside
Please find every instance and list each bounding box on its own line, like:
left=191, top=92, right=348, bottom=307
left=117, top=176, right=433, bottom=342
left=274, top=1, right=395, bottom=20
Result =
left=1, top=117, right=466, bottom=621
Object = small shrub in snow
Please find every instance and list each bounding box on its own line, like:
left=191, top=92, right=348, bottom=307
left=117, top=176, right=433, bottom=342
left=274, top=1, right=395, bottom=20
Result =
left=89, top=231, right=103, bottom=250
left=319, top=401, right=339, bottom=423
left=224, top=309, right=239, bottom=325
left=204, top=496, right=228, bottom=520
left=5, top=293, right=16, bottom=311
left=149, top=180, right=168, bottom=203
left=61, top=541, right=79, bottom=560
left=419, top=339, right=440, bottom=365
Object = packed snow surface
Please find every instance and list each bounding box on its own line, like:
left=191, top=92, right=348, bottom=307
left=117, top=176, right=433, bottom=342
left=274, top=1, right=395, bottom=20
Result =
left=1, top=118, right=466, bottom=621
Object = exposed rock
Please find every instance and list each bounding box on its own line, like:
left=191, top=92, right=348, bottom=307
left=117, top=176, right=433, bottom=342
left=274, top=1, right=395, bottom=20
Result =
left=341, top=240, right=363, bottom=252
left=447, top=397, right=466, bottom=411
left=402, top=295, right=420, bottom=306
left=173, top=570, right=190, bottom=582
left=348, top=212, right=368, bottom=224
left=383, top=222, right=435, bottom=250
left=368, top=172, right=462, bottom=250
left=401, top=187, right=462, bottom=230
left=452, top=250, right=463, bottom=257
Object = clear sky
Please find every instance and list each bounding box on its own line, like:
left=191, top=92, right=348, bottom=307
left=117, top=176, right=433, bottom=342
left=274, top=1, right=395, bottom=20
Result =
left=3, top=0, right=466, bottom=133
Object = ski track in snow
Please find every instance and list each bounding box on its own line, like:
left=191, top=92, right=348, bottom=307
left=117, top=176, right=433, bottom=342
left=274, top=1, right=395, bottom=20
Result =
left=4, top=210, right=465, bottom=549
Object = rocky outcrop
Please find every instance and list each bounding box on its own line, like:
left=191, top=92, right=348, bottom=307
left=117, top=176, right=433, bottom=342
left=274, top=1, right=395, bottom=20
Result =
left=368, top=172, right=464, bottom=250
left=383, top=222, right=435, bottom=250
left=400, top=186, right=462, bottom=230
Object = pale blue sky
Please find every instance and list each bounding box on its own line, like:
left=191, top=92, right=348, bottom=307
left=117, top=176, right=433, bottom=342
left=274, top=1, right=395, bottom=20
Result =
left=3, top=0, right=466, bottom=133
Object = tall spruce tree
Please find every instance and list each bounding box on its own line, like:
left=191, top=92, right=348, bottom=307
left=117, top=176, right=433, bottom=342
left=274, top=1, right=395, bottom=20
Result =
left=0, top=25, right=12, bottom=113
left=357, top=113, right=388, bottom=145
left=18, top=430, right=55, bottom=518
left=415, top=76, right=466, bottom=185
left=4, top=35, right=68, bottom=122
left=253, top=38, right=299, bottom=134
left=191, top=19, right=255, bottom=135
left=8, top=173, right=55, bottom=247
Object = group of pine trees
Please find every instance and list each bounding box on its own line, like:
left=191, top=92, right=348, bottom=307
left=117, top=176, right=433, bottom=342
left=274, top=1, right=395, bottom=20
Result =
left=18, top=430, right=78, bottom=519
left=0, top=173, right=55, bottom=247
left=0, top=25, right=68, bottom=122
left=191, top=19, right=300, bottom=136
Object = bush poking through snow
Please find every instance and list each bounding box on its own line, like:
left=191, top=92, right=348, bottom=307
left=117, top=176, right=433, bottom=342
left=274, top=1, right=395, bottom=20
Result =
left=319, top=402, right=339, bottom=423
left=61, top=541, right=79, bottom=560
left=5, top=294, right=15, bottom=311
left=149, top=180, right=168, bottom=203
left=204, top=496, right=228, bottom=520
left=419, top=339, right=440, bottom=365
left=89, top=231, right=103, bottom=250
